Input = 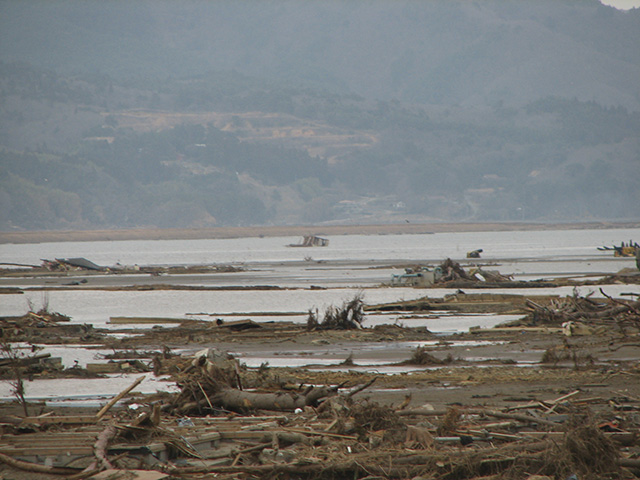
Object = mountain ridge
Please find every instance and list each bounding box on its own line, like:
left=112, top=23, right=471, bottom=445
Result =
left=1, top=1, right=639, bottom=109
left=0, top=1, right=639, bottom=230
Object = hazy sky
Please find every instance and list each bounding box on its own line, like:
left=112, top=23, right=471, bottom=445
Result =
left=601, top=0, right=640, bottom=8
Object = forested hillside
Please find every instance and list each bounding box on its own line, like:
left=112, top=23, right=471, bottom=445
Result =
left=1, top=1, right=639, bottom=230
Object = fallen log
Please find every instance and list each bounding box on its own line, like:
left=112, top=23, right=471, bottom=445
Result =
left=0, top=451, right=80, bottom=475
left=165, top=448, right=559, bottom=478
left=211, top=385, right=337, bottom=412
left=479, top=410, right=560, bottom=427
left=397, top=408, right=560, bottom=427
left=0, top=353, right=51, bottom=368
left=167, top=460, right=427, bottom=478
left=82, top=424, right=118, bottom=473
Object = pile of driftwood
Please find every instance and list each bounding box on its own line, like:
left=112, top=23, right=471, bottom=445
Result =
left=0, top=311, right=98, bottom=346
left=435, top=259, right=536, bottom=288
left=439, top=258, right=473, bottom=283
left=162, top=348, right=356, bottom=417
left=114, top=353, right=640, bottom=478
left=0, top=301, right=78, bottom=347
left=1, top=309, right=70, bottom=329
left=522, top=289, right=640, bottom=335
left=1, top=370, right=639, bottom=480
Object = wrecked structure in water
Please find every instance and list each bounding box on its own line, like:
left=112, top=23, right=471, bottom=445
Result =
left=598, top=240, right=639, bottom=257
left=42, top=257, right=105, bottom=272
left=391, top=259, right=518, bottom=288
left=391, top=266, right=443, bottom=287
left=288, top=235, right=330, bottom=247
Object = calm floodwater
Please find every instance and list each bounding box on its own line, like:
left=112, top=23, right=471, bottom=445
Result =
left=3, top=227, right=640, bottom=266
left=1, top=227, right=639, bottom=332
left=1, top=227, right=639, bottom=402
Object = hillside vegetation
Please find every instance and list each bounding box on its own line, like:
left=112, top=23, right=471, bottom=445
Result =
left=0, top=1, right=639, bottom=230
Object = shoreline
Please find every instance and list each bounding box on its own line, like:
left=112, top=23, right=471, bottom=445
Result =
left=2, top=220, right=639, bottom=244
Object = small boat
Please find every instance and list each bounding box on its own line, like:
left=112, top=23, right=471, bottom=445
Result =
left=288, top=235, right=329, bottom=247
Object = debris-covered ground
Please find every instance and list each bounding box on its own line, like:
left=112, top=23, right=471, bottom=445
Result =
left=1, top=250, right=639, bottom=479
left=0, top=287, right=639, bottom=480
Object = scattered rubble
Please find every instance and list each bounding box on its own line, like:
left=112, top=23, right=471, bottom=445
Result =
left=1, top=349, right=639, bottom=480
left=45, top=257, right=104, bottom=272
left=368, top=291, right=553, bottom=315
left=2, top=286, right=640, bottom=478
left=510, top=288, right=640, bottom=335
left=391, top=258, right=553, bottom=288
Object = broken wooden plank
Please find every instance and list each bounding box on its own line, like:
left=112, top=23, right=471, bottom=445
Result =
left=217, top=430, right=272, bottom=440
left=481, top=410, right=560, bottom=427
left=87, top=468, right=169, bottom=480
left=284, top=427, right=358, bottom=440
left=214, top=319, right=262, bottom=331
left=96, top=375, right=146, bottom=419
left=0, top=445, right=94, bottom=456
left=0, top=451, right=80, bottom=475
left=470, top=326, right=563, bottom=334
left=87, top=470, right=169, bottom=480
left=109, top=317, right=185, bottom=324
left=86, top=362, right=149, bottom=374
left=0, top=353, right=52, bottom=367
left=21, top=415, right=98, bottom=426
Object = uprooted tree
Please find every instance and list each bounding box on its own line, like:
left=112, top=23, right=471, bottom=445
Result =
left=166, top=343, right=380, bottom=415
left=0, top=343, right=31, bottom=416
left=169, top=368, right=342, bottom=415
left=307, top=294, right=365, bottom=330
